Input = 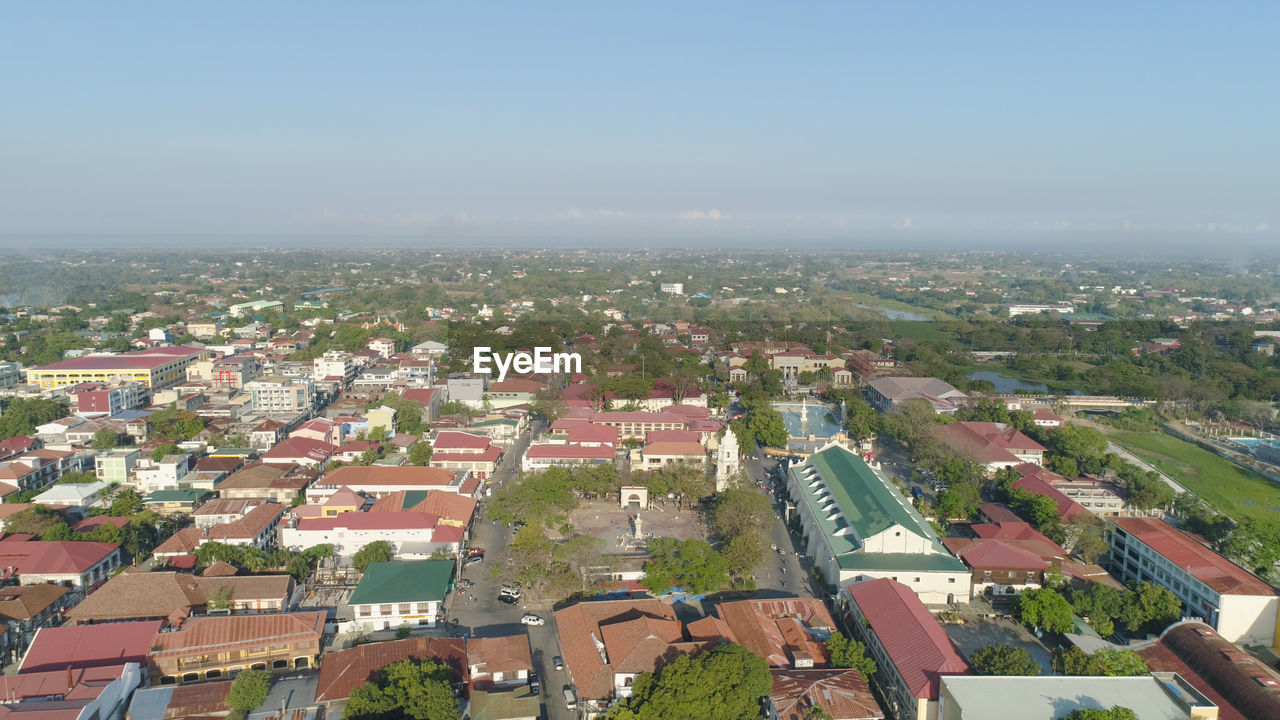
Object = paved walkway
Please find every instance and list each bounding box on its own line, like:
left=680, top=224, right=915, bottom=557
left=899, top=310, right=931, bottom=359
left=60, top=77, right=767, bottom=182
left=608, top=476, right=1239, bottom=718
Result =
left=1106, top=442, right=1188, bottom=495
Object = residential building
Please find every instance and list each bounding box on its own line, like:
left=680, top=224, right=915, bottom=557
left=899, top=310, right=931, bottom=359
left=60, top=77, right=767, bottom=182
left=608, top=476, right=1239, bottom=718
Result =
left=0, top=538, right=122, bottom=589
left=348, top=560, right=455, bottom=630
left=553, top=598, right=715, bottom=708
left=468, top=687, right=542, bottom=720
left=291, top=417, right=342, bottom=445
left=247, top=375, right=316, bottom=414
left=149, top=611, right=325, bottom=683
left=134, top=453, right=191, bottom=493
left=217, top=463, right=316, bottom=503
left=936, top=674, right=1217, bottom=720
left=66, top=571, right=291, bottom=624
left=841, top=579, right=971, bottom=720
left=940, top=537, right=1051, bottom=599
left=210, top=354, right=262, bottom=389
left=0, top=449, right=78, bottom=495
left=864, top=377, right=968, bottom=414
left=485, top=378, right=542, bottom=409
left=0, top=664, right=144, bottom=718
left=715, top=598, right=837, bottom=668
left=314, top=637, right=467, bottom=709
left=68, top=381, right=144, bottom=417
left=94, top=448, right=139, bottom=484
left=313, top=350, right=357, bottom=386
left=153, top=503, right=285, bottom=557
left=19, top=621, right=163, bottom=672
left=278, top=511, right=462, bottom=557
left=935, top=422, right=1045, bottom=472
left=0, top=584, right=74, bottom=656
left=306, top=465, right=470, bottom=502
left=367, top=337, right=397, bottom=359
left=767, top=668, right=884, bottom=720
left=367, top=489, right=476, bottom=528
left=429, top=431, right=502, bottom=479
left=786, top=443, right=969, bottom=600
left=25, top=346, right=208, bottom=390
left=446, top=377, right=486, bottom=409
left=468, top=634, right=534, bottom=690
left=260, top=436, right=335, bottom=467
left=1106, top=517, right=1279, bottom=644
left=32, top=481, right=111, bottom=516
left=126, top=681, right=236, bottom=719
left=142, top=488, right=210, bottom=515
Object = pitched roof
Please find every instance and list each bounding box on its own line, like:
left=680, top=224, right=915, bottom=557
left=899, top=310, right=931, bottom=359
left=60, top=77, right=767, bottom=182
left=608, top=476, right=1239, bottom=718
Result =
left=432, top=431, right=492, bottom=450
left=314, top=637, right=467, bottom=702
left=31, top=346, right=203, bottom=372
left=261, top=436, right=335, bottom=463
left=941, top=538, right=1052, bottom=571
left=368, top=490, right=476, bottom=525
left=845, top=579, right=971, bottom=700
left=348, top=560, right=455, bottom=605
left=769, top=668, right=884, bottom=720
left=1138, top=622, right=1280, bottom=720
left=299, top=511, right=439, bottom=532
left=0, top=584, right=70, bottom=622
left=318, top=464, right=457, bottom=488
left=1112, top=517, right=1277, bottom=596
left=468, top=634, right=534, bottom=683
left=716, top=598, right=836, bottom=668
left=19, top=619, right=164, bottom=672
left=525, top=444, right=616, bottom=461
left=936, top=423, right=1045, bottom=465
left=65, top=571, right=289, bottom=623
left=0, top=538, right=119, bottom=577
left=565, top=424, right=619, bottom=444
left=151, top=611, right=325, bottom=658
left=218, top=462, right=313, bottom=491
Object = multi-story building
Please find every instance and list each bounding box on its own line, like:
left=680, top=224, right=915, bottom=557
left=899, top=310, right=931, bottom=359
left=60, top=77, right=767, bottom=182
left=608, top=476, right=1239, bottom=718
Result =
left=0, top=538, right=123, bottom=589
left=348, top=560, right=455, bottom=630
left=522, top=443, right=616, bottom=472
left=787, top=443, right=969, bottom=601
left=937, top=674, right=1216, bottom=720
left=312, top=350, right=357, bottom=386
left=1106, top=517, right=1279, bottom=644
left=149, top=611, right=325, bottom=683
left=210, top=354, right=262, bottom=389
left=842, top=579, right=971, bottom=720
left=429, top=431, right=502, bottom=479
left=185, top=321, right=224, bottom=339
left=864, top=377, right=969, bottom=414
left=246, top=375, right=315, bottom=414
left=25, top=346, right=208, bottom=390
left=133, top=453, right=191, bottom=493
left=0, top=361, right=23, bottom=388
left=278, top=510, right=463, bottom=558
left=935, top=422, right=1045, bottom=473
left=67, top=381, right=144, bottom=417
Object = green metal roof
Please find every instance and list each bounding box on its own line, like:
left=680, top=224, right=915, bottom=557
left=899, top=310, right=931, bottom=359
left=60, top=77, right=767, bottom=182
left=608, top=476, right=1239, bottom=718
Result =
left=469, top=687, right=540, bottom=720
left=348, top=560, right=455, bottom=605
left=836, top=551, right=966, bottom=572
left=400, top=490, right=430, bottom=509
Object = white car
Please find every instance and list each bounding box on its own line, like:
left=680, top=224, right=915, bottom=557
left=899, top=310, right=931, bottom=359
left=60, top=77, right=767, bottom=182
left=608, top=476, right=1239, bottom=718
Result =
left=520, top=613, right=545, bottom=626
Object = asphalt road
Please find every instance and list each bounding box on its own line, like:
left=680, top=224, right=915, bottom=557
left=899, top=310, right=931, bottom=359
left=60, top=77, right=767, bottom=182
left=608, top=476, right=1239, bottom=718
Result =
left=443, top=419, right=577, bottom=720
left=739, top=451, right=816, bottom=598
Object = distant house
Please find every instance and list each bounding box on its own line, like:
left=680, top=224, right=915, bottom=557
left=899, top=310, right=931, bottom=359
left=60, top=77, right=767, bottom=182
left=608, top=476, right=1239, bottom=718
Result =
left=864, top=377, right=967, bottom=414
left=934, top=422, right=1045, bottom=473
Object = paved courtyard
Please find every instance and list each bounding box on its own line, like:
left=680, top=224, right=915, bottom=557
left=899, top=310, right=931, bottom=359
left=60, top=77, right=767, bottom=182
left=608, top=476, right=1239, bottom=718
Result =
left=566, top=497, right=709, bottom=549
left=943, top=604, right=1054, bottom=674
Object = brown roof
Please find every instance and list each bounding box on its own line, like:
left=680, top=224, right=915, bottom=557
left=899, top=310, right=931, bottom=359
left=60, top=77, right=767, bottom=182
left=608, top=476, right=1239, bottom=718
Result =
left=716, top=598, right=836, bottom=668
left=65, top=571, right=290, bottom=623
left=935, top=422, right=1045, bottom=465
left=152, top=611, right=324, bottom=658
left=320, top=465, right=457, bottom=488
left=553, top=599, right=712, bottom=701
left=770, top=668, right=884, bottom=720
left=468, top=635, right=534, bottom=689
left=1138, top=622, right=1280, bottom=720
left=315, top=637, right=468, bottom=702
left=0, top=584, right=69, bottom=621
left=205, top=503, right=285, bottom=542
left=193, top=497, right=259, bottom=517
left=200, top=560, right=239, bottom=577
left=218, top=463, right=314, bottom=491
left=165, top=680, right=235, bottom=717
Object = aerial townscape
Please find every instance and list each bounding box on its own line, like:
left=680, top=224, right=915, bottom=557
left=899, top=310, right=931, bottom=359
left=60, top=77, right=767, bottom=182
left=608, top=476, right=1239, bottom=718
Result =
left=0, top=248, right=1279, bottom=720
left=3, top=4, right=1278, bottom=720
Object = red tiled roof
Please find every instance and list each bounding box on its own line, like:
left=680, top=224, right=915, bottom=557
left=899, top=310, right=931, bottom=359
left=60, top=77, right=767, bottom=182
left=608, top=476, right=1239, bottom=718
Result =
left=261, top=437, right=336, bottom=463
left=321, top=465, right=456, bottom=488
left=432, top=431, right=491, bottom=450
left=152, top=612, right=324, bottom=658
left=936, top=422, right=1045, bottom=465
left=565, top=424, right=619, bottom=444
left=400, top=388, right=438, bottom=405
left=1112, top=517, right=1277, bottom=596
left=1138, top=622, right=1280, bottom=720
left=19, top=620, right=163, bottom=673
left=71, top=516, right=130, bottom=533
left=770, top=668, right=884, bottom=720
left=431, top=446, right=502, bottom=464
left=716, top=598, right=835, bottom=668
left=644, top=429, right=701, bottom=444
left=0, top=538, right=119, bottom=577
left=1012, top=471, right=1087, bottom=520
left=315, top=637, right=467, bottom=702
left=845, top=579, right=970, bottom=700
left=31, top=346, right=203, bottom=372
left=942, top=538, right=1051, bottom=570
left=299, top=511, right=439, bottom=531
left=642, top=441, right=705, bottom=457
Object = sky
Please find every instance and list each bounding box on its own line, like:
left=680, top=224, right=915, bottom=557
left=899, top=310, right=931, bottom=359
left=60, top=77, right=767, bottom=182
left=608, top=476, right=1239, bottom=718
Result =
left=0, top=2, right=1277, bottom=249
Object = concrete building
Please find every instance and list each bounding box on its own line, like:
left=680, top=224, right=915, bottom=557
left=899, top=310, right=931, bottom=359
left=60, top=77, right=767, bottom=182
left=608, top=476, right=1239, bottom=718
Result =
left=865, top=377, right=968, bottom=414
left=935, top=423, right=1045, bottom=473
left=936, top=674, right=1217, bottom=720
left=149, top=611, right=324, bottom=683
left=787, top=443, right=969, bottom=600
left=1106, top=517, right=1279, bottom=645
left=247, top=375, right=316, bottom=414
left=68, top=381, right=144, bottom=417
left=94, top=448, right=140, bottom=484
left=348, top=560, right=455, bottom=630
left=25, top=346, right=208, bottom=390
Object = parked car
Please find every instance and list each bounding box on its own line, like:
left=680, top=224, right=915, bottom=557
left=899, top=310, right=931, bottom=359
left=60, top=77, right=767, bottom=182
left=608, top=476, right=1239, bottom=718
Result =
left=521, top=613, right=545, bottom=626
left=553, top=655, right=565, bottom=670
left=529, top=672, right=540, bottom=694
left=464, top=555, right=483, bottom=567
left=498, top=594, right=519, bottom=605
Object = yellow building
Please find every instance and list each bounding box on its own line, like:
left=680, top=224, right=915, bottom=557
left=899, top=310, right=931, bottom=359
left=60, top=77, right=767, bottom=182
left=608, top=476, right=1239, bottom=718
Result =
left=26, top=346, right=208, bottom=390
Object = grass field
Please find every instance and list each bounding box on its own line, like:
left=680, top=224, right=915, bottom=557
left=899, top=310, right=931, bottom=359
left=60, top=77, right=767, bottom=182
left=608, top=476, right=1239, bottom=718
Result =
left=888, top=320, right=949, bottom=342
left=1105, top=428, right=1280, bottom=524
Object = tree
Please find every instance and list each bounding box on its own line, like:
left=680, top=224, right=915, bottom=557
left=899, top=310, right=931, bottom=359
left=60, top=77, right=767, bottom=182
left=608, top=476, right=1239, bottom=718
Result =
left=344, top=657, right=461, bottom=720
left=1008, top=487, right=1060, bottom=529
left=92, top=428, right=120, bottom=450
left=1117, top=582, right=1180, bottom=635
left=827, top=632, right=876, bottom=680
left=1015, top=588, right=1075, bottom=635
left=713, top=489, right=772, bottom=539
left=1049, top=424, right=1108, bottom=464
left=408, top=441, right=433, bottom=466
left=0, top=397, right=69, bottom=441
left=1051, top=647, right=1148, bottom=677
left=604, top=644, right=771, bottom=720
left=208, top=585, right=235, bottom=610
left=152, top=442, right=182, bottom=462
left=935, top=483, right=980, bottom=520
left=641, top=538, right=728, bottom=595
left=969, top=644, right=1041, bottom=675
left=4, top=506, right=65, bottom=536
left=352, top=541, right=393, bottom=573
left=228, top=669, right=270, bottom=713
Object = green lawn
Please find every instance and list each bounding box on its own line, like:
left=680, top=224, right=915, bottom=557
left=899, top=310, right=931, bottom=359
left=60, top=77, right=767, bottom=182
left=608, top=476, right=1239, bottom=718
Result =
left=888, top=320, right=949, bottom=342
left=1105, top=429, right=1280, bottom=524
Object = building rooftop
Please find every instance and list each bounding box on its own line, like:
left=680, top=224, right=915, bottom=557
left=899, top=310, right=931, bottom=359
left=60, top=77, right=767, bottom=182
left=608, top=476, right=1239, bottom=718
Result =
left=151, top=611, right=325, bottom=658
left=348, top=560, right=455, bottom=605
left=317, top=464, right=458, bottom=488
left=716, top=598, right=835, bottom=668
left=938, top=674, right=1216, bottom=720
left=19, top=620, right=164, bottom=673
left=1138, top=621, right=1280, bottom=720
left=1112, top=517, right=1277, bottom=596
left=936, top=422, right=1045, bottom=466
left=314, top=637, right=467, bottom=702
left=769, top=668, right=883, bottom=720
left=0, top=538, right=119, bottom=577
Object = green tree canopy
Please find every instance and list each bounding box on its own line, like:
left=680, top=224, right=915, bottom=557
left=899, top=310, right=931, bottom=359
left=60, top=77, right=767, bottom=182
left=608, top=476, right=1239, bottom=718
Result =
left=408, top=441, right=433, bottom=466
left=343, top=657, right=461, bottom=720
left=352, top=540, right=393, bottom=573
left=827, top=632, right=877, bottom=680
left=92, top=427, right=120, bottom=450
left=1015, top=588, right=1075, bottom=635
left=1064, top=709, right=1139, bottom=720
left=604, top=644, right=771, bottom=720
left=1051, top=647, right=1149, bottom=677
left=641, top=538, right=728, bottom=595
left=228, top=668, right=271, bottom=712
left=969, top=644, right=1041, bottom=676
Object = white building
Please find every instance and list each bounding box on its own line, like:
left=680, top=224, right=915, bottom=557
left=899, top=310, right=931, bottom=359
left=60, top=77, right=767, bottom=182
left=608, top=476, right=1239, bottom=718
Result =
left=247, top=375, right=316, bottom=414
left=133, top=453, right=191, bottom=493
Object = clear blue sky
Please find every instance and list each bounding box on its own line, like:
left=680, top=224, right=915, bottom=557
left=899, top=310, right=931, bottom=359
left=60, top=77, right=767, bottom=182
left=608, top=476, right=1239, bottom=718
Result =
left=1, top=2, right=1276, bottom=247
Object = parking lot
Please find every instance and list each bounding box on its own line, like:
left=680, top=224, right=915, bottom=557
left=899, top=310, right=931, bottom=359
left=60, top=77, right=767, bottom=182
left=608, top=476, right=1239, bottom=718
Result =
left=942, top=604, right=1054, bottom=673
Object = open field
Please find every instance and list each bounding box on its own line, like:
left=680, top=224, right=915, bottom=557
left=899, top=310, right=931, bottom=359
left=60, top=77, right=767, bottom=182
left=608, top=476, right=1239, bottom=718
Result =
left=1104, top=428, right=1280, bottom=524
left=888, top=320, right=949, bottom=342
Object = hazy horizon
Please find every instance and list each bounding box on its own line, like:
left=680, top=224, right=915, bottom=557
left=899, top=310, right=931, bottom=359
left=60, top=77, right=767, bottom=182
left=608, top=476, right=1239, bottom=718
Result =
left=2, top=3, right=1277, bottom=247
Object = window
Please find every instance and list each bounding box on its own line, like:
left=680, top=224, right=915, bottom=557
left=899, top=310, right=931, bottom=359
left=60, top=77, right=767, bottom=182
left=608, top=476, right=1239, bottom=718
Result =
left=948, top=578, right=956, bottom=583
left=379, top=604, right=392, bottom=615
left=398, top=603, right=411, bottom=614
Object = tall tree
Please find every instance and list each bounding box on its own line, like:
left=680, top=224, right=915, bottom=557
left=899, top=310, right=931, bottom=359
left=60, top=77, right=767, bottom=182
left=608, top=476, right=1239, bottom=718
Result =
left=1015, top=588, right=1075, bottom=635
left=227, top=669, right=270, bottom=713
left=969, top=644, right=1041, bottom=675
left=344, top=657, right=461, bottom=720
left=604, top=644, right=771, bottom=720
left=641, top=538, right=728, bottom=595
left=826, top=632, right=877, bottom=681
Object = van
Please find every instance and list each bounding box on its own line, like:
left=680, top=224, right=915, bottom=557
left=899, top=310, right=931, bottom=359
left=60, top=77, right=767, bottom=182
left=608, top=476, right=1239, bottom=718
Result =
left=563, top=686, right=577, bottom=709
